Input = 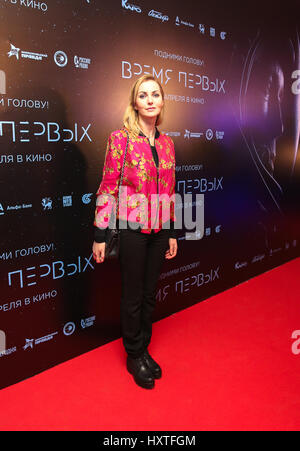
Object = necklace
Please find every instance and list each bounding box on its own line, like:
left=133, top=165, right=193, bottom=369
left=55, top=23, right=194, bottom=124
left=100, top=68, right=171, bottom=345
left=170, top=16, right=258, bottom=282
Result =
left=139, top=125, right=155, bottom=144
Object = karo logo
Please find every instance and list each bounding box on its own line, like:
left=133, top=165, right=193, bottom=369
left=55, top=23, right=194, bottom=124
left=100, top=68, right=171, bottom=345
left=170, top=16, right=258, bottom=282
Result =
left=121, top=0, right=141, bottom=13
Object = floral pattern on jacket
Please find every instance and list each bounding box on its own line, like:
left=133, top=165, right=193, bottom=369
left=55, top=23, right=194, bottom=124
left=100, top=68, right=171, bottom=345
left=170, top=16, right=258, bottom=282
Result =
left=94, top=128, right=176, bottom=234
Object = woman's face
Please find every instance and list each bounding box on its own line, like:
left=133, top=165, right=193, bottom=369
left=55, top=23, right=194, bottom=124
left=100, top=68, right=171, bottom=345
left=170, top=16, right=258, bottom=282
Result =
left=134, top=80, right=164, bottom=121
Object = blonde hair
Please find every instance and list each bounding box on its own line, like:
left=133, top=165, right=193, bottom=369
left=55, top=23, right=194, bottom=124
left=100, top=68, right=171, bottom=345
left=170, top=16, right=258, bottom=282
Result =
left=123, top=75, right=165, bottom=137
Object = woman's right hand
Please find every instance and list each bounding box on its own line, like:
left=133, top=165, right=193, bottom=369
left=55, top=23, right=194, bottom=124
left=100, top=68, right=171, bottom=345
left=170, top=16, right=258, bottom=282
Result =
left=92, top=241, right=106, bottom=264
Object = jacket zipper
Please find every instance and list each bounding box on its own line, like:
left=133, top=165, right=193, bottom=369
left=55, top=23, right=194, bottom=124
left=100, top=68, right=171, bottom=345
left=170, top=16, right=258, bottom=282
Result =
left=147, top=138, right=159, bottom=229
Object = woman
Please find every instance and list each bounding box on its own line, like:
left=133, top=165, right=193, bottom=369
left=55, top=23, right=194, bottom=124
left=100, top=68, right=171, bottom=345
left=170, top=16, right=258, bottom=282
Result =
left=92, top=74, right=178, bottom=389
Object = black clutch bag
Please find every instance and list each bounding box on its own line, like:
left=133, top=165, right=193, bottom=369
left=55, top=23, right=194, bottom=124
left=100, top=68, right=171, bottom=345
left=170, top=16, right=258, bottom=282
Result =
left=104, top=130, right=129, bottom=259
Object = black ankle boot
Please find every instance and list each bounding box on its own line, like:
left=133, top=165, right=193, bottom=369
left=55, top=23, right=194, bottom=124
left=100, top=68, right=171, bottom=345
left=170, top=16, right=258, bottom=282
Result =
left=126, top=355, right=155, bottom=389
left=142, top=349, right=162, bottom=379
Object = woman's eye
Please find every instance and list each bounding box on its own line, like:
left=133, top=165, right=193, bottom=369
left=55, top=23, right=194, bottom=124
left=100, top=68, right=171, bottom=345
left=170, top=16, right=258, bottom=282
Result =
left=138, top=93, right=160, bottom=99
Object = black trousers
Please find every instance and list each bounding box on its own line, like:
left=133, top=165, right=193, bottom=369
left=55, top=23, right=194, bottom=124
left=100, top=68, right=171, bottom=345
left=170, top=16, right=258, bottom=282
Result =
left=118, top=227, right=170, bottom=358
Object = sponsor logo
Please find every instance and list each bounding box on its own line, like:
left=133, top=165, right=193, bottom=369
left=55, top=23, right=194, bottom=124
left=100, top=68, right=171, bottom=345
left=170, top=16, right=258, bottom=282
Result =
left=121, top=0, right=141, bottom=13
left=81, top=316, right=96, bottom=329
left=184, top=128, right=225, bottom=141
left=7, top=43, right=48, bottom=62
left=197, top=24, right=226, bottom=40
left=148, top=10, right=169, bottom=22
left=82, top=193, right=93, bottom=204
left=23, top=332, right=58, bottom=350
left=42, top=197, right=52, bottom=210
left=163, top=131, right=181, bottom=137
left=0, top=202, right=32, bottom=214
left=74, top=55, right=91, bottom=70
left=269, top=247, right=282, bottom=256
left=7, top=43, right=20, bottom=59
left=0, top=346, right=17, bottom=358
left=206, top=129, right=213, bottom=140
left=185, top=229, right=202, bottom=240
left=204, top=225, right=222, bottom=237
left=252, top=254, right=265, bottom=263
left=54, top=50, right=68, bottom=67
left=63, top=322, right=75, bottom=336
left=184, top=129, right=203, bottom=139
left=7, top=203, right=32, bottom=211
left=63, top=195, right=72, bottom=207
left=175, top=16, right=194, bottom=28
left=216, top=131, right=224, bottom=140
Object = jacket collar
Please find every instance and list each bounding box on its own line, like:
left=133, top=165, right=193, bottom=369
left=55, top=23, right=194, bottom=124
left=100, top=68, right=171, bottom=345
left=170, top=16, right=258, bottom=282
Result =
left=138, top=127, right=160, bottom=140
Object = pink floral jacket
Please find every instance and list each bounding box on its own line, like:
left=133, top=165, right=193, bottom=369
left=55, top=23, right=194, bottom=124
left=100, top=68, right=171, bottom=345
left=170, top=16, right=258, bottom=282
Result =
left=94, top=127, right=176, bottom=235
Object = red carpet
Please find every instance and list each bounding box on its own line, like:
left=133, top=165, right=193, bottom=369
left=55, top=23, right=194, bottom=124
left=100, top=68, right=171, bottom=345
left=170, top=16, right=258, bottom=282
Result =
left=0, top=258, right=300, bottom=431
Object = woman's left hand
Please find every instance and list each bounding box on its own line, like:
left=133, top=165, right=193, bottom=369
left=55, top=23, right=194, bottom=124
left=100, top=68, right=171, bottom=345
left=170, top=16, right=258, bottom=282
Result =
left=165, top=238, right=177, bottom=259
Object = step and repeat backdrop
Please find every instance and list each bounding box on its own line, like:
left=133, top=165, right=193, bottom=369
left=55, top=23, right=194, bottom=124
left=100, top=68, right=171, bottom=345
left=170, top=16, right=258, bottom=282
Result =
left=0, top=0, right=300, bottom=388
